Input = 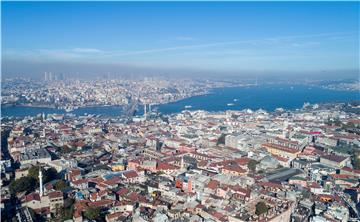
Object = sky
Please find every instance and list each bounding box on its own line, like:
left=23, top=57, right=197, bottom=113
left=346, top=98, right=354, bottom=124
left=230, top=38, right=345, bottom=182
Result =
left=2, top=1, right=359, bottom=79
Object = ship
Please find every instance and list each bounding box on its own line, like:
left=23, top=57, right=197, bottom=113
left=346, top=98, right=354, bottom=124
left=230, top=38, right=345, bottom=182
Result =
left=65, top=106, right=74, bottom=112
left=184, top=105, right=192, bottom=109
left=227, top=103, right=235, bottom=106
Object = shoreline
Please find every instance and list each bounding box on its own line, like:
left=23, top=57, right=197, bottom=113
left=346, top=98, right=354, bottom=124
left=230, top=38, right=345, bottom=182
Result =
left=1, top=85, right=358, bottom=118
left=1, top=91, right=211, bottom=110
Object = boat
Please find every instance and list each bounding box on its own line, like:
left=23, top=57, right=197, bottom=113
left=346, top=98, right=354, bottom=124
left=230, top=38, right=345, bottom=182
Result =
left=65, top=107, right=74, bottom=112
left=184, top=105, right=192, bottom=109
left=233, top=99, right=238, bottom=102
left=227, top=103, right=235, bottom=106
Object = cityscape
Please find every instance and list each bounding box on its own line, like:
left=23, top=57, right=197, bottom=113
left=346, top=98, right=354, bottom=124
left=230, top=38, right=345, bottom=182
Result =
left=1, top=1, right=360, bottom=222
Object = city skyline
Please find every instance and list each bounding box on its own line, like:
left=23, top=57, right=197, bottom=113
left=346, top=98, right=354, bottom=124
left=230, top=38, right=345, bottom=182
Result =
left=2, top=1, right=359, bottom=78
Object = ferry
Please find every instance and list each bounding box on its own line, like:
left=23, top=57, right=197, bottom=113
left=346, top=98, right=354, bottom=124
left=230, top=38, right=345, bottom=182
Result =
left=65, top=107, right=74, bottom=112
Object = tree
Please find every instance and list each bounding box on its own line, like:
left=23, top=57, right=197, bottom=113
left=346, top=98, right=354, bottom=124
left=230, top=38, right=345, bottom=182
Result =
left=57, top=198, right=75, bottom=221
left=156, top=171, right=165, bottom=175
left=9, top=176, right=36, bottom=194
left=217, top=134, right=227, bottom=145
left=28, top=165, right=58, bottom=184
left=44, top=168, right=58, bottom=183
left=353, top=150, right=360, bottom=170
left=84, top=207, right=101, bottom=220
left=255, top=201, right=269, bottom=216
left=28, top=165, right=41, bottom=180
left=247, top=159, right=258, bottom=172
left=54, top=180, right=68, bottom=190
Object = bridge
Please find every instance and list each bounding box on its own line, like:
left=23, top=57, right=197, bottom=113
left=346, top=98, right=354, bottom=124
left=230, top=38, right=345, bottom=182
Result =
left=121, top=98, right=139, bottom=118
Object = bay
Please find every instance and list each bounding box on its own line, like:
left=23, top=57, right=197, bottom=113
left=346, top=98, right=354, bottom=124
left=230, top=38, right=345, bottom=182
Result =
left=1, top=85, right=359, bottom=118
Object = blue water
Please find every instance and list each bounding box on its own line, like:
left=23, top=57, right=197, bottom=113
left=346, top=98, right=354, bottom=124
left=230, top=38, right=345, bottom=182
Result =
left=156, top=85, right=359, bottom=114
left=1, top=85, right=359, bottom=117
left=1, top=105, right=125, bottom=118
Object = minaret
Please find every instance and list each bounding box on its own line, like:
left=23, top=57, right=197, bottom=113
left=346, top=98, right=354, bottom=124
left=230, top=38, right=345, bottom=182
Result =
left=39, top=168, right=43, bottom=197
left=144, top=104, right=147, bottom=117
left=180, top=155, right=184, bottom=170
left=42, top=128, right=46, bottom=138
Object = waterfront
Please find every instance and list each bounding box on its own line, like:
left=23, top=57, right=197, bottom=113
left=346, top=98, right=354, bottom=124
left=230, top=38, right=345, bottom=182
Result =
left=1, top=85, right=359, bottom=117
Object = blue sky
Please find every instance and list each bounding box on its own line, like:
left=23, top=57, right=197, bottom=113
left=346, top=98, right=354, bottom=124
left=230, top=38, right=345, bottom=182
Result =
left=2, top=1, right=359, bottom=74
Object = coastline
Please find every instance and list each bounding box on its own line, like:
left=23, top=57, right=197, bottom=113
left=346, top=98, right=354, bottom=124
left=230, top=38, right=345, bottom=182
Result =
left=2, top=84, right=359, bottom=118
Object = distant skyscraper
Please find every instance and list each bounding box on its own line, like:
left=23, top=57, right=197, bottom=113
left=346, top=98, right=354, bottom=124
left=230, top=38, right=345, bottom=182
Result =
left=48, top=72, right=52, bottom=81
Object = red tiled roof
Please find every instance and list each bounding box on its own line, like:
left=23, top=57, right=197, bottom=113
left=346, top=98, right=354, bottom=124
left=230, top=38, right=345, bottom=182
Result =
left=127, top=192, right=139, bottom=202
left=116, top=188, right=129, bottom=196
left=25, top=193, right=40, bottom=202
left=207, top=180, right=220, bottom=189
left=321, top=154, right=348, bottom=163
left=88, top=199, right=114, bottom=208
left=104, top=176, right=121, bottom=186
left=48, top=191, right=63, bottom=199
left=341, top=167, right=360, bottom=175
left=71, top=179, right=88, bottom=186
left=262, top=143, right=300, bottom=154
left=234, top=157, right=251, bottom=165
left=222, top=164, right=246, bottom=174
left=157, top=162, right=178, bottom=171
left=123, top=171, right=138, bottom=179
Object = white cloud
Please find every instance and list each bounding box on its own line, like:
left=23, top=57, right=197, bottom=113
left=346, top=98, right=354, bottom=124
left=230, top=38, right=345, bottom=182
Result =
left=71, top=48, right=103, bottom=53
left=175, top=36, right=195, bottom=41
left=3, top=31, right=356, bottom=63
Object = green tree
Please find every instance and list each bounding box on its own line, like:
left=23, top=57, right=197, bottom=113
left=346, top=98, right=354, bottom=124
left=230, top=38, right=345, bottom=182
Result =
left=28, top=165, right=58, bottom=184
left=217, top=134, right=227, bottom=145
left=247, top=159, right=258, bottom=172
left=156, top=171, right=165, bottom=175
left=59, top=145, right=73, bottom=154
left=54, top=180, right=68, bottom=190
left=9, top=176, right=36, bottom=194
left=56, top=198, right=75, bottom=221
left=255, top=201, right=269, bottom=216
left=353, top=150, right=360, bottom=170
left=84, top=207, right=101, bottom=220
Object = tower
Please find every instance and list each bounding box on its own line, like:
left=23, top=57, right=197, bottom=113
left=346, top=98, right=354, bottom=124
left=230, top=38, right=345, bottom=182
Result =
left=42, top=128, right=46, bottom=138
left=39, top=168, right=43, bottom=197
left=144, top=104, right=147, bottom=117
left=180, top=155, right=184, bottom=170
